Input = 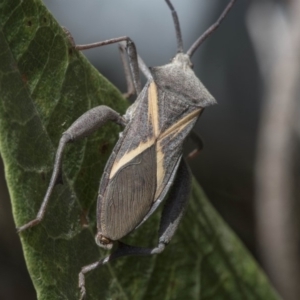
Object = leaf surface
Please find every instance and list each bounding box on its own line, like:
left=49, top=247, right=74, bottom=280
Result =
left=0, top=0, right=280, bottom=299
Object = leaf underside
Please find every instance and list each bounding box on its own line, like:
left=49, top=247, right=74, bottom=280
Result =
left=0, top=0, right=280, bottom=299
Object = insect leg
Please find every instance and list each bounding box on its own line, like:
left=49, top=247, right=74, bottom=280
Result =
left=136, top=51, right=153, bottom=81
left=78, top=159, right=191, bottom=299
left=154, top=159, right=192, bottom=251
left=187, top=130, right=204, bottom=160
left=17, top=106, right=126, bottom=233
left=186, top=108, right=205, bottom=160
left=118, top=42, right=153, bottom=98
left=76, top=37, right=141, bottom=95
left=118, top=43, right=135, bottom=98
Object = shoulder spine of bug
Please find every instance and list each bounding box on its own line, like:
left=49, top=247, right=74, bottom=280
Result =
left=17, top=0, right=237, bottom=299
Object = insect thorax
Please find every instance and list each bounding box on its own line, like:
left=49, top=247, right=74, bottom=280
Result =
left=151, top=53, right=216, bottom=108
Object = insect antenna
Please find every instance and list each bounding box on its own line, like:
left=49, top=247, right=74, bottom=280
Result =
left=165, top=0, right=184, bottom=53
left=186, top=0, right=237, bottom=58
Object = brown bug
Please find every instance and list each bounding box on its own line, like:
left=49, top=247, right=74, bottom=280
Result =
left=18, top=1, right=237, bottom=298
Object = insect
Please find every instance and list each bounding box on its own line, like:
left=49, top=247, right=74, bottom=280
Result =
left=18, top=0, right=237, bottom=298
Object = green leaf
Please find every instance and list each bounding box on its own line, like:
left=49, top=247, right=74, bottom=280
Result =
left=0, top=0, right=280, bottom=299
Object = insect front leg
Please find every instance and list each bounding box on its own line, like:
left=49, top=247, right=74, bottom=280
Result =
left=118, top=43, right=135, bottom=98
left=118, top=42, right=153, bottom=98
left=75, top=37, right=142, bottom=95
left=17, top=106, right=126, bottom=233
left=119, top=41, right=153, bottom=80
left=78, top=159, right=191, bottom=299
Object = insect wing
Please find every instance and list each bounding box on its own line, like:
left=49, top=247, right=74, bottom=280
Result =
left=100, top=144, right=156, bottom=240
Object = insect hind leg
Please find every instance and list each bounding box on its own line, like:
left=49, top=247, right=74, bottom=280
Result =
left=78, top=159, right=191, bottom=298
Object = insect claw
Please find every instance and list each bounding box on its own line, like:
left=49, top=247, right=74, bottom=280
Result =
left=62, top=26, right=76, bottom=47
left=79, top=269, right=87, bottom=300
left=17, top=218, right=41, bottom=233
left=79, top=288, right=86, bottom=300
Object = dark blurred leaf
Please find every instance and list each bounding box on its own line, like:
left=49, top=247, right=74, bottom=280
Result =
left=0, top=0, right=280, bottom=299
